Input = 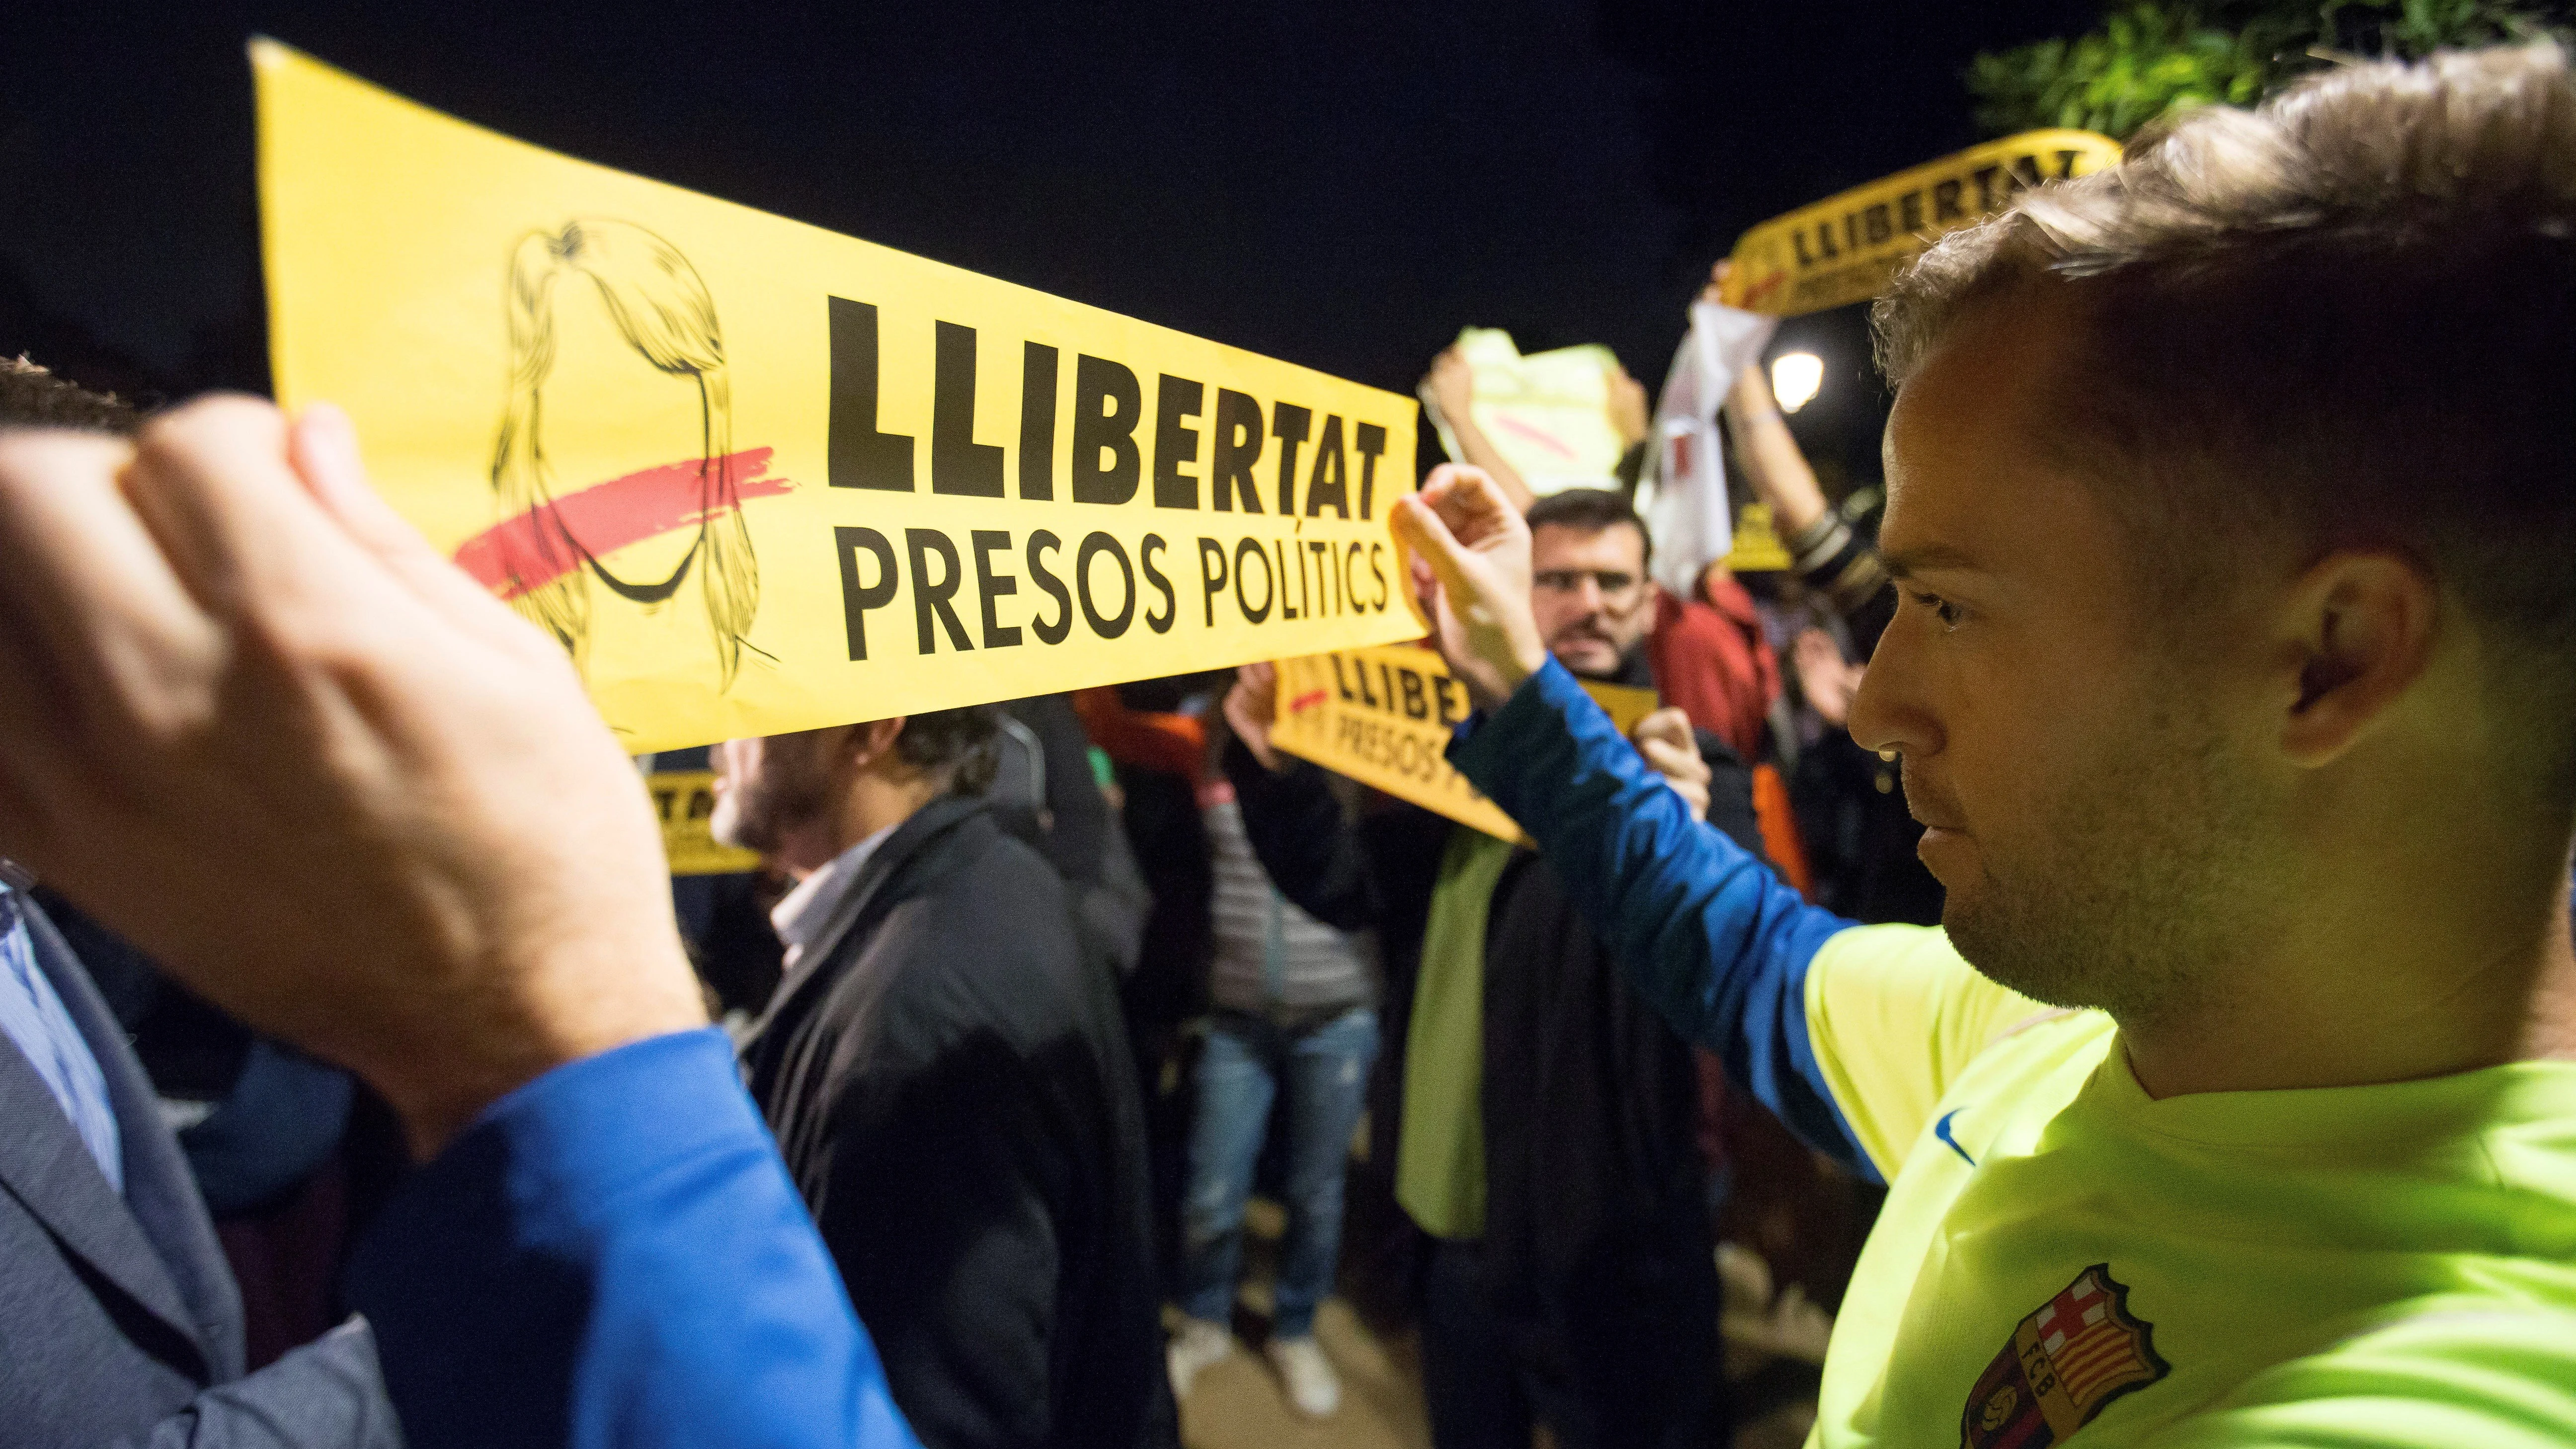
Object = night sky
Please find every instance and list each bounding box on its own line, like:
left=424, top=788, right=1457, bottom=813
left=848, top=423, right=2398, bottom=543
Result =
left=0, top=0, right=2099, bottom=484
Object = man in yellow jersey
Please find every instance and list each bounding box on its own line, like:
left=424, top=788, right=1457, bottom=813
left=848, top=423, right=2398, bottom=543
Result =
left=1391, top=43, right=2576, bottom=1449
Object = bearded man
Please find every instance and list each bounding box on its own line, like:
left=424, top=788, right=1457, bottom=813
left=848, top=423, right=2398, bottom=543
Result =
left=715, top=709, right=1170, bottom=1449
left=1392, top=44, right=2576, bottom=1448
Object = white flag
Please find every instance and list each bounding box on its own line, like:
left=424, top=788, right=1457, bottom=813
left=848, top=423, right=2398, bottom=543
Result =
left=1636, top=302, right=1776, bottom=596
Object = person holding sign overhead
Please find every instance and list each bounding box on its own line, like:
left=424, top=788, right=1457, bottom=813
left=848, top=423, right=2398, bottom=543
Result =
left=1221, top=486, right=1767, bottom=1449
left=1391, top=44, right=2576, bottom=1447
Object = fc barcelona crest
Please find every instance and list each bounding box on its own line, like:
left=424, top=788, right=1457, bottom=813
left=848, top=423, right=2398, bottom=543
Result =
left=1960, top=1264, right=2168, bottom=1449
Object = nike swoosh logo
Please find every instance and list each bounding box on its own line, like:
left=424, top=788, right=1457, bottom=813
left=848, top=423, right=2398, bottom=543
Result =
left=1934, top=1109, right=1976, bottom=1167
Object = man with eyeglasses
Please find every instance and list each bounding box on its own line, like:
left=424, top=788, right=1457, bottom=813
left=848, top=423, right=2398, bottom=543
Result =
left=1220, top=486, right=1765, bottom=1449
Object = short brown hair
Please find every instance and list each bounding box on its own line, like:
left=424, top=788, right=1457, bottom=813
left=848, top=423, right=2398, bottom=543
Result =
left=896, top=704, right=1002, bottom=797
left=1876, top=43, right=2576, bottom=769
left=0, top=356, right=141, bottom=435
left=1526, top=486, right=1652, bottom=570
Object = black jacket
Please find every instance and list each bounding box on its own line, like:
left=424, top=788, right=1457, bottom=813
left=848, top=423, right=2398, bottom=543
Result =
left=741, top=798, right=1171, bottom=1449
left=1228, top=712, right=1767, bottom=1431
left=0, top=893, right=398, bottom=1448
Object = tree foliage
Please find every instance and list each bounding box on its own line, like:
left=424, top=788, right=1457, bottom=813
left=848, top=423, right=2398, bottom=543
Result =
left=1969, top=0, right=2575, bottom=138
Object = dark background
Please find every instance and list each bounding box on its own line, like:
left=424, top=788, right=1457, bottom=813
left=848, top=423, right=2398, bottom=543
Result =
left=0, top=0, right=2097, bottom=486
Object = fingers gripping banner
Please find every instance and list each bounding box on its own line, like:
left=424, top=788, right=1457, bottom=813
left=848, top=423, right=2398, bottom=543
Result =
left=254, top=42, right=1422, bottom=753
left=1269, top=645, right=1657, bottom=843
left=1723, top=129, right=2122, bottom=318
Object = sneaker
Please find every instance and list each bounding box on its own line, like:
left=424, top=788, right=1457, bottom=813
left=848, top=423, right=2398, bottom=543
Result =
left=1266, top=1335, right=1341, bottom=1418
left=1166, top=1317, right=1233, bottom=1400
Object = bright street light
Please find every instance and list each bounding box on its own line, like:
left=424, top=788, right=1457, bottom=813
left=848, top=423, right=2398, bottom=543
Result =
left=1771, top=351, right=1823, bottom=414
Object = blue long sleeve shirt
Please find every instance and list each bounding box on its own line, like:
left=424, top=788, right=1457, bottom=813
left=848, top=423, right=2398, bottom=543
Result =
left=348, top=1028, right=921, bottom=1449
left=1448, top=657, right=1879, bottom=1182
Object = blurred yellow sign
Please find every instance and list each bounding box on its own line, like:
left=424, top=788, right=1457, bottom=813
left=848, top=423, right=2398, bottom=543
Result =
left=1724, top=130, right=2122, bottom=318
left=255, top=41, right=1421, bottom=754
left=1422, top=328, right=1629, bottom=495
left=1722, top=501, right=1793, bottom=573
left=1269, top=644, right=1658, bottom=843
left=648, top=770, right=761, bottom=877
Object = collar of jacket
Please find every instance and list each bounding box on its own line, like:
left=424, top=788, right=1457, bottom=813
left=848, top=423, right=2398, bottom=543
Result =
left=739, top=795, right=996, bottom=1066
left=0, top=895, right=243, bottom=1385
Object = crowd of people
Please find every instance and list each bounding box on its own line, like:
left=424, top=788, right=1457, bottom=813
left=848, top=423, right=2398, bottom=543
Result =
left=2, top=38, right=2575, bottom=1449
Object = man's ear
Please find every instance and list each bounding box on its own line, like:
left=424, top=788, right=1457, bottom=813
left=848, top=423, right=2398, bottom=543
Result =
left=2276, top=550, right=2438, bottom=768
left=841, top=717, right=909, bottom=773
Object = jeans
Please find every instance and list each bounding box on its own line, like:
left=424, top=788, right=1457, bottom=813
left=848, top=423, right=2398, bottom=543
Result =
left=1178, top=1006, right=1378, bottom=1339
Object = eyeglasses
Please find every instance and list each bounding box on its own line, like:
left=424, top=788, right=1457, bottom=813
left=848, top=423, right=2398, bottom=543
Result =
left=1532, top=569, right=1644, bottom=603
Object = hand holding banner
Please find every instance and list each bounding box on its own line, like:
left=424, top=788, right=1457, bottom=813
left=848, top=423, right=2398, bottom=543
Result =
left=256, top=41, right=1422, bottom=754
left=1420, top=328, right=1633, bottom=496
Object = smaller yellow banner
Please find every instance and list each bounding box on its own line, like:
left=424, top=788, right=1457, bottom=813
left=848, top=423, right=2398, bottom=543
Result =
left=649, top=770, right=762, bottom=877
left=1268, top=645, right=1658, bottom=843
left=1725, top=129, right=2122, bottom=318
left=1722, top=501, right=1792, bottom=573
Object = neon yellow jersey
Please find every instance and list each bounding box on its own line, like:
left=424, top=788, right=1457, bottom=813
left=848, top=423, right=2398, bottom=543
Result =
left=1805, top=923, right=2576, bottom=1449
left=1453, top=657, right=2576, bottom=1448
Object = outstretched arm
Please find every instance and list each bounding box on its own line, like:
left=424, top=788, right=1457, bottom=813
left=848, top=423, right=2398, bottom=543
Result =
left=1394, top=467, right=1877, bottom=1178
left=1720, top=340, right=1892, bottom=636
left=1449, top=659, right=1870, bottom=1175
left=350, top=1030, right=918, bottom=1449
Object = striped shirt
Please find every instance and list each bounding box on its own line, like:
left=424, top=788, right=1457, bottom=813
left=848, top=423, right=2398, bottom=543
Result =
left=1200, top=786, right=1373, bottom=1017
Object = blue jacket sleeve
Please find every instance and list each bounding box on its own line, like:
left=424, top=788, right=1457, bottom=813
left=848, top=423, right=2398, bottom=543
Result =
left=1448, top=658, right=1879, bottom=1182
left=347, top=1029, right=921, bottom=1449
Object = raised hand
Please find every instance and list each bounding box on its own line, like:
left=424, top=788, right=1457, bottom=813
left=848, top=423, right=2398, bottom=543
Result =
left=1422, top=344, right=1476, bottom=423
left=0, top=398, right=707, bottom=1156
left=1390, top=464, right=1546, bottom=712
left=1222, top=661, right=1288, bottom=774
left=1793, top=628, right=1864, bottom=728
left=1632, top=706, right=1710, bottom=821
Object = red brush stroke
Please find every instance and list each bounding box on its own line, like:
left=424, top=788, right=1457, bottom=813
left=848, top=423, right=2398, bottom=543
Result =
left=1491, top=412, right=1580, bottom=461
left=452, top=447, right=794, bottom=600
left=1288, top=688, right=1329, bottom=715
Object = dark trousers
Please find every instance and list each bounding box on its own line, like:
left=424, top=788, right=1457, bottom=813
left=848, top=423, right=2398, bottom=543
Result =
left=1421, top=1236, right=1722, bottom=1449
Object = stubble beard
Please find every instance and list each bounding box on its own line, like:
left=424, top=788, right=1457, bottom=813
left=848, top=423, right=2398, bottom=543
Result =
left=710, top=740, right=835, bottom=856
left=1940, top=706, right=2263, bottom=1031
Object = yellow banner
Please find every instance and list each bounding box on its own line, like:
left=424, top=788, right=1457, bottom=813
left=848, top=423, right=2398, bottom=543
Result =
left=254, top=41, right=1422, bottom=754
left=1268, top=645, right=1658, bottom=843
left=648, top=770, right=761, bottom=877
left=1724, top=130, right=2122, bottom=318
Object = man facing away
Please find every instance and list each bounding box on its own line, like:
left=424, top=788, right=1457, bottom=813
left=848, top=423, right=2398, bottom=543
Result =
left=1391, top=44, right=2576, bottom=1446
left=714, top=708, right=1172, bottom=1449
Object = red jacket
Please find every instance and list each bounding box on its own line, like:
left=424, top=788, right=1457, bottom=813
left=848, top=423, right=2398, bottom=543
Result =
left=1645, top=579, right=1778, bottom=767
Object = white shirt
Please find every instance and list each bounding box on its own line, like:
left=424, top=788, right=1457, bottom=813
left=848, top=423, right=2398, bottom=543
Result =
left=769, top=824, right=899, bottom=974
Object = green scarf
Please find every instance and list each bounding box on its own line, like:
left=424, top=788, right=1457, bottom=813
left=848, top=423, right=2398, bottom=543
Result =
left=1396, top=827, right=1515, bottom=1240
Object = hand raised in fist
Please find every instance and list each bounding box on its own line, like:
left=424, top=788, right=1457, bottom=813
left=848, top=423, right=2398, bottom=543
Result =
left=1390, top=463, right=1546, bottom=713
